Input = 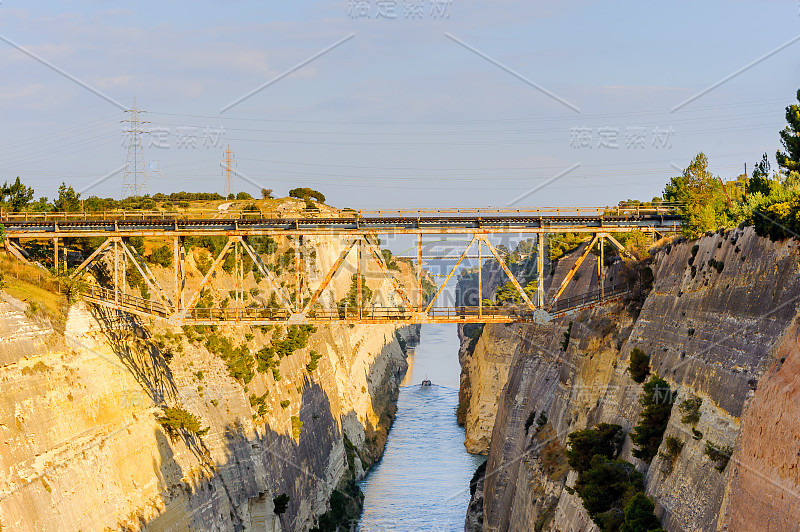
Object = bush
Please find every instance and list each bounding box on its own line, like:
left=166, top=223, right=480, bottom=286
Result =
left=627, top=348, right=651, bottom=383
left=566, top=423, right=624, bottom=472
left=310, top=480, right=363, bottom=532
left=631, top=376, right=675, bottom=463
left=280, top=399, right=290, bottom=409
left=249, top=392, right=269, bottom=417
left=236, top=191, right=252, bottom=200
left=256, top=324, right=316, bottom=373
left=158, top=406, right=209, bottom=440
left=273, top=493, right=290, bottom=514
left=679, top=395, right=702, bottom=425
left=620, top=493, right=665, bottom=532
left=261, top=188, right=273, bottom=199
left=574, top=457, right=643, bottom=523
left=658, top=435, right=684, bottom=471
left=147, top=244, right=173, bottom=267
left=705, top=441, right=733, bottom=471
left=291, top=415, right=303, bottom=439
left=306, top=350, right=323, bottom=372
left=536, top=411, right=548, bottom=428
left=205, top=333, right=255, bottom=384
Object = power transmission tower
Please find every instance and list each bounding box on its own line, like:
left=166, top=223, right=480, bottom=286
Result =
left=222, top=144, right=236, bottom=198
left=122, top=98, right=149, bottom=198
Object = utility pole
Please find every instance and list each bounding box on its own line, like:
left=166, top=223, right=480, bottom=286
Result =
left=222, top=145, right=235, bottom=198
left=122, top=98, right=149, bottom=198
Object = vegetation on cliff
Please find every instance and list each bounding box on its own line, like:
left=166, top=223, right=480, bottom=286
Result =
left=566, top=424, right=665, bottom=531
left=627, top=348, right=651, bottom=384
left=631, top=375, right=675, bottom=463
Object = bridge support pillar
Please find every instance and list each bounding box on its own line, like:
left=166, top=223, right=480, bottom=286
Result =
left=536, top=233, right=544, bottom=307
left=598, top=235, right=604, bottom=302
left=478, top=238, right=482, bottom=319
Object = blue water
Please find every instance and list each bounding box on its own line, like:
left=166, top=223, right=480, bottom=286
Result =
left=358, top=325, right=485, bottom=531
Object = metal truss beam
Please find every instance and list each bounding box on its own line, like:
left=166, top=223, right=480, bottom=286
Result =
left=183, top=237, right=235, bottom=314
left=118, top=238, right=174, bottom=312
left=548, top=234, right=600, bottom=310
left=425, top=236, right=476, bottom=313
left=239, top=237, right=294, bottom=312
left=480, top=235, right=536, bottom=311
left=302, top=238, right=358, bottom=314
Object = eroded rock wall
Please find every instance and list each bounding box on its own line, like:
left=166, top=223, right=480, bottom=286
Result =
left=462, top=227, right=800, bottom=531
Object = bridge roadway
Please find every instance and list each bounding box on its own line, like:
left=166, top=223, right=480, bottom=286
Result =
left=0, top=208, right=681, bottom=238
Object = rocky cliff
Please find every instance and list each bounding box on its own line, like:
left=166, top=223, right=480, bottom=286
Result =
left=0, top=232, right=420, bottom=531
left=461, top=227, right=800, bottom=531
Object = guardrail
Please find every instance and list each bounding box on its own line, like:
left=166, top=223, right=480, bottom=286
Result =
left=550, top=282, right=631, bottom=314
left=81, top=281, right=630, bottom=324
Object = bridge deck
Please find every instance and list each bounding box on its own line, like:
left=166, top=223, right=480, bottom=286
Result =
left=1, top=208, right=681, bottom=237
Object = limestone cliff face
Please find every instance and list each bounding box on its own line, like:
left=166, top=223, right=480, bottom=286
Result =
left=461, top=227, right=800, bottom=531
left=0, top=234, right=418, bottom=532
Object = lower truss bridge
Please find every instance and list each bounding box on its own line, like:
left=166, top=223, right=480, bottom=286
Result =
left=1, top=206, right=679, bottom=325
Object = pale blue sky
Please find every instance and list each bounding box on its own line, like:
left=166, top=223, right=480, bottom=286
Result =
left=0, top=1, right=798, bottom=208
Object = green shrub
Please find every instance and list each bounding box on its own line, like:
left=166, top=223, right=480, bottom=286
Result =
left=273, top=493, right=290, bottom=514
left=537, top=411, right=548, bottom=428
left=256, top=324, right=316, bottom=373
left=679, top=395, right=702, bottom=425
left=566, top=423, right=624, bottom=472
left=708, top=258, right=724, bottom=273
left=147, top=244, right=173, bottom=267
left=204, top=333, right=254, bottom=384
left=310, top=480, right=363, bottom=532
left=306, top=350, right=323, bottom=372
left=158, top=406, right=209, bottom=440
left=705, top=441, right=733, bottom=471
left=280, top=399, right=290, bottom=409
left=291, top=415, right=303, bottom=439
left=627, top=348, right=651, bottom=383
left=620, top=493, right=665, bottom=532
left=195, top=251, right=212, bottom=276
left=249, top=392, right=269, bottom=417
left=691, top=427, right=703, bottom=440
left=574, top=457, right=643, bottom=523
left=631, top=376, right=675, bottom=463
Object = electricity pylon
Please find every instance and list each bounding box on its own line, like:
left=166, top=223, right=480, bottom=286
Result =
left=122, top=98, right=149, bottom=198
left=222, top=145, right=235, bottom=198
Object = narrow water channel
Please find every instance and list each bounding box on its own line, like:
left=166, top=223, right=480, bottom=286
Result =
left=358, top=324, right=485, bottom=531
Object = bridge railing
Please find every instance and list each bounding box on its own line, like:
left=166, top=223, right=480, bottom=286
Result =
left=81, top=283, right=631, bottom=322
left=82, top=284, right=171, bottom=318
left=0, top=204, right=682, bottom=223
left=550, top=281, right=631, bottom=314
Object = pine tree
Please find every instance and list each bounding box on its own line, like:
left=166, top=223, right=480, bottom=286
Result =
left=777, top=89, right=800, bottom=173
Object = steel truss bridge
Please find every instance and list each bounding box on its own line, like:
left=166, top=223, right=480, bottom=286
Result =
left=0, top=206, right=681, bottom=325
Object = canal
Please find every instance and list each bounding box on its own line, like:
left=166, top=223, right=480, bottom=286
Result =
left=358, top=324, right=485, bottom=531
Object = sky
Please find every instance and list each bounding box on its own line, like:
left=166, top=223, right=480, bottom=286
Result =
left=1, top=1, right=799, bottom=210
